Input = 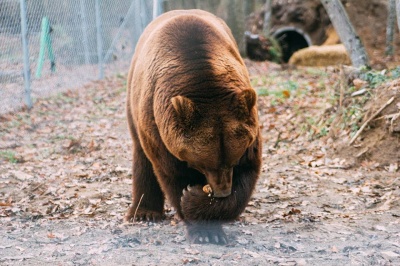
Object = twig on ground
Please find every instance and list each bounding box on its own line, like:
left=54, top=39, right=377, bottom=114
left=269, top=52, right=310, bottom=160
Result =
left=355, top=147, right=369, bottom=158
left=349, top=96, right=395, bottom=145
left=389, top=112, right=400, bottom=133
left=387, top=176, right=399, bottom=187
left=273, top=114, right=295, bottom=148
left=133, top=194, right=144, bottom=222
left=373, top=113, right=397, bottom=121
left=351, top=88, right=367, bottom=97
left=339, top=65, right=346, bottom=108
left=327, top=164, right=352, bottom=169
left=273, top=131, right=282, bottom=148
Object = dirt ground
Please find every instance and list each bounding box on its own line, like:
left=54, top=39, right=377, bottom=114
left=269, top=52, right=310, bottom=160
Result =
left=1, top=61, right=400, bottom=265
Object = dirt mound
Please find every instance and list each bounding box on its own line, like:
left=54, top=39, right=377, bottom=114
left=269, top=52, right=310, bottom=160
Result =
left=247, top=0, right=330, bottom=45
left=343, top=0, right=394, bottom=68
left=327, top=76, right=400, bottom=169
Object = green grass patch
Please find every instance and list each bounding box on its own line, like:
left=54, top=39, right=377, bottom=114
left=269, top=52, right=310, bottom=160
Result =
left=0, top=150, right=20, bottom=163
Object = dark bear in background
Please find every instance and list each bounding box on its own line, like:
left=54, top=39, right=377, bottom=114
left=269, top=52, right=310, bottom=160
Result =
left=125, top=9, right=262, bottom=244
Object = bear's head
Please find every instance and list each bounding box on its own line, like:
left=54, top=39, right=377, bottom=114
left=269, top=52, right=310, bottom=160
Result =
left=167, top=89, right=258, bottom=197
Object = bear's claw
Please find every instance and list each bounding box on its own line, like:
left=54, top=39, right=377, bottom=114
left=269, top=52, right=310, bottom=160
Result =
left=181, top=185, right=200, bottom=202
left=124, top=206, right=164, bottom=223
left=181, top=185, right=203, bottom=198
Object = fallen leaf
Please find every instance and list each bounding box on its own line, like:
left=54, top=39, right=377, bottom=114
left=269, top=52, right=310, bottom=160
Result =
left=361, top=160, right=380, bottom=170
left=184, top=248, right=200, bottom=255
left=353, top=78, right=368, bottom=89
left=387, top=163, right=398, bottom=173
left=332, top=177, right=347, bottom=184
left=236, top=237, right=249, bottom=245
left=15, top=246, right=25, bottom=252
left=89, top=198, right=102, bottom=205
left=283, top=208, right=301, bottom=217
left=282, top=90, right=290, bottom=98
left=241, top=230, right=253, bottom=236
left=10, top=171, right=33, bottom=181
left=374, top=225, right=387, bottom=231
left=243, top=249, right=261, bottom=258
left=381, top=251, right=400, bottom=258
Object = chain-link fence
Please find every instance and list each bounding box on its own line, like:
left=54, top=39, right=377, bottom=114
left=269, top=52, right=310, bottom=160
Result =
left=1, top=0, right=267, bottom=114
left=0, top=0, right=162, bottom=114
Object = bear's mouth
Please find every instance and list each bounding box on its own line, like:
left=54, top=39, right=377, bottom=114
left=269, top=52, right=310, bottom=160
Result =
left=210, top=184, right=232, bottom=197
left=212, top=188, right=232, bottom=198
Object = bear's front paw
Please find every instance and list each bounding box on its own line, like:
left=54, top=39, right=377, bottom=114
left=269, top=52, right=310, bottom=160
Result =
left=181, top=185, right=227, bottom=222
left=180, top=186, right=209, bottom=218
left=124, top=205, right=164, bottom=223
left=186, top=223, right=228, bottom=245
left=181, top=185, right=205, bottom=201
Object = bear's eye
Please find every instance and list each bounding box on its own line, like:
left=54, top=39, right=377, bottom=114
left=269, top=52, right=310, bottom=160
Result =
left=233, top=125, right=248, bottom=139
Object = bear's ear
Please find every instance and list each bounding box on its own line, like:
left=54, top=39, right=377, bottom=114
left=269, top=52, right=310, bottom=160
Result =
left=237, top=89, right=257, bottom=116
left=171, top=96, right=195, bottom=125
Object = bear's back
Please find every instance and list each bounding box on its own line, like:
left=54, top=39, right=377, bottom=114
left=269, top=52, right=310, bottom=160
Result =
left=129, top=10, right=248, bottom=95
left=134, top=9, right=238, bottom=61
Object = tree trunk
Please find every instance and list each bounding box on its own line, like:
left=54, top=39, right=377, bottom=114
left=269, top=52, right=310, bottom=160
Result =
left=263, top=0, right=272, bottom=35
left=320, top=0, right=369, bottom=68
left=386, top=0, right=396, bottom=55
left=244, top=0, right=255, bottom=17
left=220, top=0, right=246, bottom=56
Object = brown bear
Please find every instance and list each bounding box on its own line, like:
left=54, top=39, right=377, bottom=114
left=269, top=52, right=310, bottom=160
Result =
left=125, top=9, right=262, bottom=245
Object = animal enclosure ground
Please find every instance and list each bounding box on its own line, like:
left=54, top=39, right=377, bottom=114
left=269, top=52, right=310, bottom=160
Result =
left=0, top=61, right=399, bottom=265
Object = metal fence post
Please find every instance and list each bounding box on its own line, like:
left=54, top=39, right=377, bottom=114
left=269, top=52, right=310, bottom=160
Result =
left=19, top=0, right=32, bottom=109
left=153, top=0, right=158, bottom=20
left=133, top=0, right=142, bottom=45
left=103, top=0, right=137, bottom=64
left=79, top=0, right=90, bottom=65
left=95, top=0, right=104, bottom=79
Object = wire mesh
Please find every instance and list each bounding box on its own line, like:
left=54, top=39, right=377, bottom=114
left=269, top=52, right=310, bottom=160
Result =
left=0, top=0, right=159, bottom=114
left=1, top=0, right=264, bottom=114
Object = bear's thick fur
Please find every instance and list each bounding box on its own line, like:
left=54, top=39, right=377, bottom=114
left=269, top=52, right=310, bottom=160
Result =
left=125, top=9, right=262, bottom=244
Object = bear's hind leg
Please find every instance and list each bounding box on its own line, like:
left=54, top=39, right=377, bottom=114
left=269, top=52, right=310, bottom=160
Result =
left=125, top=144, right=164, bottom=222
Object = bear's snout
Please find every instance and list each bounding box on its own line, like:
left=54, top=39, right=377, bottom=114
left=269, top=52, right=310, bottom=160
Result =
left=205, top=168, right=233, bottom=198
